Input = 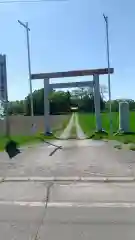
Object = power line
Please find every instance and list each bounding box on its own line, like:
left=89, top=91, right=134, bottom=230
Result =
left=0, top=0, right=65, bottom=4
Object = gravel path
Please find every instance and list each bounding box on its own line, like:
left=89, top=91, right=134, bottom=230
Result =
left=75, top=113, right=87, bottom=139
left=59, top=113, right=75, bottom=139
left=59, top=113, right=86, bottom=139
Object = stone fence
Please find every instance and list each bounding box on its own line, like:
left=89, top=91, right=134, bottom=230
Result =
left=0, top=115, right=67, bottom=136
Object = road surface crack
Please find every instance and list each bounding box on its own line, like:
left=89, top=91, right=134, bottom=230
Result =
left=33, top=182, right=53, bottom=240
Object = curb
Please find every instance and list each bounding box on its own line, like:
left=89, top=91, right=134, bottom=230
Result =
left=1, top=177, right=135, bottom=183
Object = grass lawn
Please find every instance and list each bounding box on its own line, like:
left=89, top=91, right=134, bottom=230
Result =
left=0, top=134, right=55, bottom=152
left=78, top=112, right=135, bottom=143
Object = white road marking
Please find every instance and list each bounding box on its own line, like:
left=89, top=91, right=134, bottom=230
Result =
left=0, top=201, right=46, bottom=207
left=47, top=202, right=135, bottom=208
left=0, top=201, right=135, bottom=208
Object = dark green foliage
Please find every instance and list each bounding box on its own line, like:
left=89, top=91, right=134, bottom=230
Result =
left=7, top=84, right=135, bottom=116
left=8, top=87, right=106, bottom=116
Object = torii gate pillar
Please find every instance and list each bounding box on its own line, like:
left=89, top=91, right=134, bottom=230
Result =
left=44, top=78, right=51, bottom=135
left=93, top=74, right=102, bottom=131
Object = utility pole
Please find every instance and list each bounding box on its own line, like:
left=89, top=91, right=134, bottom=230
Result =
left=18, top=20, right=34, bottom=117
left=103, top=14, right=113, bottom=134
left=0, top=55, right=9, bottom=137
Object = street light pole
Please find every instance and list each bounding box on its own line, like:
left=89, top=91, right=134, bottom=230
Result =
left=18, top=20, right=34, bottom=117
left=103, top=14, right=113, bottom=134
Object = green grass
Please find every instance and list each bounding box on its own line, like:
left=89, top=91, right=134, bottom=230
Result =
left=78, top=112, right=135, bottom=143
left=0, top=134, right=55, bottom=151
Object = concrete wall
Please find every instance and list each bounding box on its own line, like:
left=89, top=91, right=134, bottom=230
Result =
left=0, top=115, right=68, bottom=136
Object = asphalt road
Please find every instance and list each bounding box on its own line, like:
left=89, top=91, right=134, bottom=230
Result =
left=0, top=181, right=135, bottom=239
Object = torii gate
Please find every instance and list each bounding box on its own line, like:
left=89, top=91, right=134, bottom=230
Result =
left=31, top=68, right=114, bottom=135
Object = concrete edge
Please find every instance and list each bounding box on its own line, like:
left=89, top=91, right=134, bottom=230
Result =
left=1, top=176, right=135, bottom=183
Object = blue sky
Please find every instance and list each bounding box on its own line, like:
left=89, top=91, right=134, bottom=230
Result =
left=0, top=0, right=135, bottom=101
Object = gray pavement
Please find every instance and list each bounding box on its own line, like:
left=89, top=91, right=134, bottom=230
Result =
left=0, top=181, right=135, bottom=239
left=2, top=181, right=135, bottom=203
left=1, top=204, right=135, bottom=239
left=0, top=205, right=44, bottom=240
left=1, top=136, right=135, bottom=239
left=39, top=206, right=135, bottom=240
left=0, top=139, right=135, bottom=178
left=49, top=181, right=135, bottom=203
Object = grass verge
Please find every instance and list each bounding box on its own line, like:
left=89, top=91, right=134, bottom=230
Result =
left=0, top=134, right=55, bottom=151
left=0, top=115, right=72, bottom=151
left=78, top=112, right=135, bottom=144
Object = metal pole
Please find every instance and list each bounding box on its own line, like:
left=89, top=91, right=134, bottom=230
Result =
left=3, top=55, right=10, bottom=137
left=103, top=14, right=113, bottom=134
left=18, top=20, right=34, bottom=117
left=26, top=22, right=34, bottom=117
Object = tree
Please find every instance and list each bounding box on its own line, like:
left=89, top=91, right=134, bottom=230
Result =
left=8, top=85, right=106, bottom=115
left=105, top=99, right=135, bottom=112
left=70, top=87, right=105, bottom=112
left=49, top=90, right=71, bottom=114
left=100, top=84, right=108, bottom=101
left=8, top=100, right=25, bottom=115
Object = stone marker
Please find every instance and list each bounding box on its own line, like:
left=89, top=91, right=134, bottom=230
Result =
left=119, top=101, right=129, bottom=133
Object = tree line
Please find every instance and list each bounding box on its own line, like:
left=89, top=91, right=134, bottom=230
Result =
left=7, top=87, right=135, bottom=115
